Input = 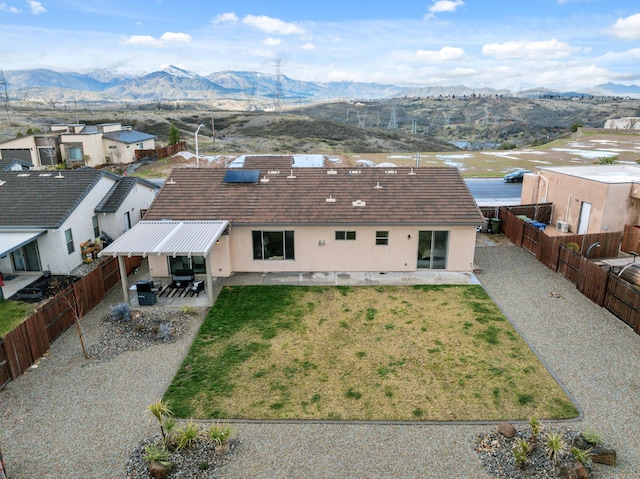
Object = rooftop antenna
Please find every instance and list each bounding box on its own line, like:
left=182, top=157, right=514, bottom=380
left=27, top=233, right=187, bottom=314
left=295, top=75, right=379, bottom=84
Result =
left=0, top=69, right=11, bottom=125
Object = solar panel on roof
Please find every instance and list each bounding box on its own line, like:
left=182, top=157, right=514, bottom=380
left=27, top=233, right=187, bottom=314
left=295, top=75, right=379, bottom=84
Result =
left=223, top=170, right=260, bottom=183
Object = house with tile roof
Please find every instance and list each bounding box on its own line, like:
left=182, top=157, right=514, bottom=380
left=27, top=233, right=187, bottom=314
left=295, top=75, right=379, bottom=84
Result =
left=0, top=123, right=156, bottom=168
left=0, top=168, right=158, bottom=276
left=0, top=158, right=33, bottom=171
left=102, top=159, right=484, bottom=294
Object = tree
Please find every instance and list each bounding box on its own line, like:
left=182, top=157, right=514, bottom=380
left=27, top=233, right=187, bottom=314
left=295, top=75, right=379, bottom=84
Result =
left=570, top=121, right=583, bottom=133
left=168, top=124, right=181, bottom=145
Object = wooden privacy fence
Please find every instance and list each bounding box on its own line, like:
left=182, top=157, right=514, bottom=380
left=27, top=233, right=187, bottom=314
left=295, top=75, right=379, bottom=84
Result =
left=135, top=141, right=187, bottom=161
left=0, top=256, right=141, bottom=389
left=491, top=207, right=640, bottom=335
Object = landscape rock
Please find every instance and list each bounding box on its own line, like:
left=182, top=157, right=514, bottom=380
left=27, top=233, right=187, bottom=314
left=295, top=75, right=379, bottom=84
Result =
left=557, top=460, right=589, bottom=479
left=589, top=446, right=617, bottom=465
left=497, top=421, right=517, bottom=438
left=148, top=460, right=172, bottom=479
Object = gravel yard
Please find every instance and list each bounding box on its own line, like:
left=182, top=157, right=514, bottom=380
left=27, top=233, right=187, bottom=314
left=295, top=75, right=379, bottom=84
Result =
left=0, top=244, right=639, bottom=478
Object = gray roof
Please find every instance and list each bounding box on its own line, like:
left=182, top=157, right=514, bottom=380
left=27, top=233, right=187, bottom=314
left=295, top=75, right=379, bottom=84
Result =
left=0, top=158, right=34, bottom=171
left=95, top=176, right=158, bottom=213
left=103, top=130, right=157, bottom=144
left=0, top=168, right=121, bottom=229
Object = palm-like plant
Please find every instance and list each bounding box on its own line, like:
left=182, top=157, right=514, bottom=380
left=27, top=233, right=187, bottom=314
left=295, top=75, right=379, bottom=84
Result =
left=148, top=400, right=173, bottom=443
left=545, top=431, right=566, bottom=467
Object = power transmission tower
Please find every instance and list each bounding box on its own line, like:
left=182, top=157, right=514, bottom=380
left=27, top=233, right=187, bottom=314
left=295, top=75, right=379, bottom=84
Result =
left=388, top=101, right=398, bottom=130
left=411, top=119, right=417, bottom=134
left=0, top=69, right=11, bottom=125
left=273, top=58, right=283, bottom=113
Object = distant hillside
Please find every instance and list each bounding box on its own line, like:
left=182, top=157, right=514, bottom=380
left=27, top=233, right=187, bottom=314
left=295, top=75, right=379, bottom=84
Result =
left=5, top=66, right=639, bottom=104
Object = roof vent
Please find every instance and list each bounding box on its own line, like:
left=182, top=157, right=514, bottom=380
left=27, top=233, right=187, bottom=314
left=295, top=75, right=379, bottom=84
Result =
left=409, top=168, right=417, bottom=175
left=39, top=173, right=52, bottom=177
left=326, top=194, right=336, bottom=203
left=55, top=171, right=64, bottom=179
left=260, top=176, right=270, bottom=183
left=287, top=169, right=296, bottom=179
left=385, top=170, right=397, bottom=174
left=352, top=200, right=366, bottom=207
left=349, top=170, right=361, bottom=174
left=166, top=177, right=176, bottom=185
left=374, top=182, right=383, bottom=189
left=327, top=169, right=338, bottom=175
left=268, top=170, right=280, bottom=175
left=17, top=173, right=30, bottom=177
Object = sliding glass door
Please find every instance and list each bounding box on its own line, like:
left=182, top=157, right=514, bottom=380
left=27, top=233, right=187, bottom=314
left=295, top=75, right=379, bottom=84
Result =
left=417, top=231, right=448, bottom=270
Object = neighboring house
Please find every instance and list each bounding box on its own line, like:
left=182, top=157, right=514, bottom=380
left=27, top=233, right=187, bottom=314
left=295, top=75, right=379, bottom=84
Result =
left=604, top=117, right=640, bottom=130
left=0, top=123, right=156, bottom=168
left=0, top=168, right=158, bottom=275
left=0, top=158, right=33, bottom=171
left=0, top=132, right=61, bottom=167
left=521, top=164, right=640, bottom=235
left=101, top=159, right=484, bottom=299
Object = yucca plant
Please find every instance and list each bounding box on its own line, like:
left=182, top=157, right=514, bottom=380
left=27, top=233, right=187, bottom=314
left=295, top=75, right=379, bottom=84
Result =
left=529, top=417, right=541, bottom=442
left=205, top=422, right=233, bottom=445
left=545, top=431, right=566, bottom=467
left=571, top=446, right=591, bottom=465
left=148, top=400, right=173, bottom=444
left=513, top=438, right=530, bottom=468
left=175, top=420, right=201, bottom=450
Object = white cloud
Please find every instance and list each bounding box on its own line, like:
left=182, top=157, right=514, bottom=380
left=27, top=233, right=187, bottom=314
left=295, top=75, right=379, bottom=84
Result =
left=416, top=46, right=465, bottom=62
left=242, top=14, right=306, bottom=35
left=425, top=0, right=464, bottom=19
left=603, top=13, right=640, bottom=40
left=211, top=12, right=238, bottom=25
left=122, top=35, right=162, bottom=47
left=160, top=32, right=191, bottom=43
left=482, top=39, right=578, bottom=60
left=301, top=43, right=315, bottom=50
left=122, top=32, right=191, bottom=47
left=597, top=48, right=640, bottom=63
left=27, top=0, right=45, bottom=14
left=0, top=2, right=20, bottom=13
left=263, top=37, right=281, bottom=46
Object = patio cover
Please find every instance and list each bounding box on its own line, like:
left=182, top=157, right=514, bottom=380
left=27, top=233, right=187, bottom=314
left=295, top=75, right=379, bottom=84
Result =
left=99, top=220, right=229, bottom=306
left=99, top=220, right=229, bottom=258
left=0, top=230, right=46, bottom=257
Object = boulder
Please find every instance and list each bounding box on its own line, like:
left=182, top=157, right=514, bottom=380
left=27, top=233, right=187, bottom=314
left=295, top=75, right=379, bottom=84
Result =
left=148, top=460, right=173, bottom=479
left=590, top=446, right=616, bottom=465
left=497, top=421, right=516, bottom=438
left=557, top=460, right=589, bottom=479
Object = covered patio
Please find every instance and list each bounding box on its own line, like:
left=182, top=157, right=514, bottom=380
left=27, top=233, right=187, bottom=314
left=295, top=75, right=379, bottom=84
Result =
left=99, top=220, right=229, bottom=307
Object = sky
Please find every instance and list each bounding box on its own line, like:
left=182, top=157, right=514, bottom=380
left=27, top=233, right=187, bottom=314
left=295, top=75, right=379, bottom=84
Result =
left=1, top=0, right=639, bottom=91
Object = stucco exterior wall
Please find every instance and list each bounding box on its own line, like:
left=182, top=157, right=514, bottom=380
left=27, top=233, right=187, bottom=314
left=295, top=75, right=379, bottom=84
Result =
left=98, top=183, right=157, bottom=239
left=148, top=224, right=477, bottom=279
left=526, top=169, right=639, bottom=234
left=0, top=136, right=39, bottom=164
left=60, top=134, right=105, bottom=167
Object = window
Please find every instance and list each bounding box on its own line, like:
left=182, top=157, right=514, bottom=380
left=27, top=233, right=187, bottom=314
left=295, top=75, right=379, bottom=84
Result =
left=335, top=231, right=356, bottom=241
left=252, top=231, right=295, bottom=260
left=65, top=228, right=74, bottom=254
left=168, top=256, right=206, bottom=274
left=68, top=147, right=83, bottom=161
left=376, top=231, right=389, bottom=245
left=92, top=215, right=100, bottom=239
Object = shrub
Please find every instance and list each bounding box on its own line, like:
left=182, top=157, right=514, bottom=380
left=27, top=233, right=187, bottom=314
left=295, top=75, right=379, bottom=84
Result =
left=144, top=443, right=170, bottom=462
left=175, top=420, right=201, bottom=450
left=582, top=429, right=603, bottom=445
left=596, top=156, right=617, bottom=164
left=513, top=438, right=530, bottom=468
left=565, top=242, right=580, bottom=253
left=545, top=431, right=566, bottom=465
left=571, top=446, right=591, bottom=465
left=156, top=323, right=172, bottom=341
left=111, top=302, right=131, bottom=322
left=570, top=121, right=583, bottom=133
left=205, top=423, right=233, bottom=445
left=148, top=400, right=173, bottom=444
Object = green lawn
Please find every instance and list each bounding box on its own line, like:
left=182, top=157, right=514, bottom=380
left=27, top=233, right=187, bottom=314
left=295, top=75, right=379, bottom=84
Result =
left=164, top=285, right=578, bottom=421
left=0, top=299, right=35, bottom=337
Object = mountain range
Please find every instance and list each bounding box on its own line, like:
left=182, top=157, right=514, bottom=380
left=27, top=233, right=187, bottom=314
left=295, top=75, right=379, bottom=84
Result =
left=2, top=65, right=639, bottom=104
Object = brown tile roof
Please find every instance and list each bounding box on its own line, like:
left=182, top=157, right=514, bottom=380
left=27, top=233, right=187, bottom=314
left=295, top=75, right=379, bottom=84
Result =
left=144, top=166, right=484, bottom=226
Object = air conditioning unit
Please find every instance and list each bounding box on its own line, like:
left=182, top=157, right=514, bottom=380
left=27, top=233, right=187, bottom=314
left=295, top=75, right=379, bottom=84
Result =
left=556, top=220, right=569, bottom=233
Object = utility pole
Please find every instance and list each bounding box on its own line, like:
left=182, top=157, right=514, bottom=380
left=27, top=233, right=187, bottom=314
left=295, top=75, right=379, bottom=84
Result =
left=388, top=101, right=398, bottom=130
left=0, top=69, right=11, bottom=125
left=273, top=58, right=283, bottom=113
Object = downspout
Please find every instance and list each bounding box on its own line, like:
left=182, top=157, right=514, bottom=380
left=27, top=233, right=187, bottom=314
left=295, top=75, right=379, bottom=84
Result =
left=565, top=194, right=572, bottom=223
left=539, top=174, right=549, bottom=203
